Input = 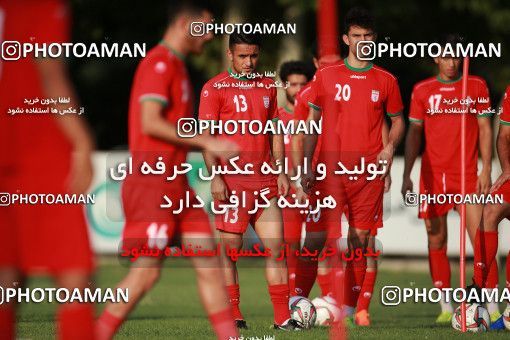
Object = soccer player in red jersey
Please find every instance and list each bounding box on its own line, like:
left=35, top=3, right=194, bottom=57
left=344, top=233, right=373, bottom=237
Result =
left=470, top=85, right=510, bottom=324
left=402, top=34, right=497, bottom=324
left=277, top=60, right=313, bottom=296
left=199, top=33, right=300, bottom=330
left=304, top=8, right=405, bottom=327
left=0, top=0, right=95, bottom=338
left=95, top=2, right=239, bottom=340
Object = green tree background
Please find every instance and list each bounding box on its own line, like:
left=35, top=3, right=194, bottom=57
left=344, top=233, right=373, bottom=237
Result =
left=68, top=0, right=510, bottom=153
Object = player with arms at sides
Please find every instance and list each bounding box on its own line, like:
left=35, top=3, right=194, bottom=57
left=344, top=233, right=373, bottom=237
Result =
left=199, top=33, right=301, bottom=330
left=0, top=0, right=95, bottom=338
left=277, top=60, right=313, bottom=296
left=470, top=85, right=510, bottom=328
left=95, top=2, right=239, bottom=339
left=402, top=33, right=497, bottom=324
left=302, top=7, right=405, bottom=327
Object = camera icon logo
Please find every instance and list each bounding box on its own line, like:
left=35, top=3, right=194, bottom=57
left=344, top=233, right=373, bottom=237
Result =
left=177, top=118, right=198, bottom=138
left=381, top=286, right=401, bottom=306
left=356, top=40, right=376, bottom=61
left=1, top=41, right=22, bottom=61
left=190, top=22, right=205, bottom=37
left=0, top=193, right=11, bottom=206
left=404, top=192, right=418, bottom=207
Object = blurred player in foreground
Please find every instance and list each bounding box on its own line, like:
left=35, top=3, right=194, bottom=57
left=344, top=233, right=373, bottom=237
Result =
left=277, top=60, right=313, bottom=295
left=199, top=33, right=301, bottom=330
left=0, top=0, right=95, bottom=338
left=402, top=34, right=497, bottom=324
left=471, top=85, right=510, bottom=328
left=303, top=7, right=405, bottom=327
left=95, top=2, right=239, bottom=339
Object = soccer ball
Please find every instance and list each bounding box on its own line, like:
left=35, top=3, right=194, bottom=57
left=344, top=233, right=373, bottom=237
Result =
left=289, top=296, right=317, bottom=329
left=503, top=307, right=510, bottom=330
left=451, top=304, right=490, bottom=332
left=311, top=296, right=341, bottom=326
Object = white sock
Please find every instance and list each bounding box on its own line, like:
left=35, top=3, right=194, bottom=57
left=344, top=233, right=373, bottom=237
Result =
left=486, top=289, right=500, bottom=315
left=342, top=305, right=355, bottom=317
left=439, top=291, right=453, bottom=313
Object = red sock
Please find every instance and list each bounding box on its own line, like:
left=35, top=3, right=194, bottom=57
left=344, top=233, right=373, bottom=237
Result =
left=226, top=284, right=243, bottom=320
left=485, top=256, right=499, bottom=289
left=428, top=247, right=451, bottom=288
left=208, top=307, right=239, bottom=340
left=95, top=309, right=124, bottom=340
left=286, top=245, right=299, bottom=296
left=506, top=251, right=510, bottom=289
left=0, top=307, right=15, bottom=339
left=57, top=304, right=94, bottom=340
left=317, top=272, right=332, bottom=296
left=356, top=270, right=376, bottom=312
left=343, top=263, right=356, bottom=307
left=294, top=258, right=318, bottom=297
left=268, top=284, right=290, bottom=325
left=473, top=230, right=498, bottom=287
left=350, top=259, right=367, bottom=306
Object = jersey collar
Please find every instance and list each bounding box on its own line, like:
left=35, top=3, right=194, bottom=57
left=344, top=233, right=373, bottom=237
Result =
left=283, top=104, right=293, bottom=113
left=436, top=74, right=462, bottom=84
left=159, top=41, right=185, bottom=61
left=344, top=58, right=373, bottom=72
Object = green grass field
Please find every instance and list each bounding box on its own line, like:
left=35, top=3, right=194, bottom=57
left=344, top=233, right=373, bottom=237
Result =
left=15, top=257, right=510, bottom=339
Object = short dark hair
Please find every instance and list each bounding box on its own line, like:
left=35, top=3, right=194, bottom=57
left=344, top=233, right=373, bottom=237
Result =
left=167, top=0, right=213, bottom=25
left=228, top=33, right=262, bottom=49
left=436, top=33, right=465, bottom=47
left=344, top=7, right=375, bottom=34
left=279, top=61, right=313, bottom=82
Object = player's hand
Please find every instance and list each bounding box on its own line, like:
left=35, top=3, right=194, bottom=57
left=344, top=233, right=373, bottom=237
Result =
left=205, top=138, right=239, bottom=161
left=301, top=170, right=316, bottom=194
left=66, top=151, right=93, bottom=194
left=211, top=176, right=229, bottom=201
left=401, top=176, right=413, bottom=198
left=278, top=173, right=290, bottom=196
left=293, top=185, right=308, bottom=204
left=384, top=173, right=392, bottom=193
left=477, top=167, right=491, bottom=195
left=376, top=144, right=394, bottom=180
left=490, top=171, right=510, bottom=193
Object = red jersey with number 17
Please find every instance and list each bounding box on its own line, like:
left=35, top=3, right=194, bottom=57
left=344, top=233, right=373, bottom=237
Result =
left=308, top=59, right=403, bottom=167
left=409, top=75, right=491, bottom=174
left=199, top=70, right=279, bottom=181
left=127, top=43, right=193, bottom=185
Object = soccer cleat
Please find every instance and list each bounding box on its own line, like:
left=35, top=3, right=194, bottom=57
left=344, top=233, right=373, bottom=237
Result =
left=435, top=311, right=452, bottom=325
left=235, top=320, right=248, bottom=329
left=354, top=310, right=371, bottom=326
left=273, top=318, right=303, bottom=331
left=490, top=311, right=502, bottom=323
left=490, top=315, right=506, bottom=330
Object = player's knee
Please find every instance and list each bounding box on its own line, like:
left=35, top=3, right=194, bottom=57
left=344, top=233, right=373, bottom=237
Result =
left=482, top=204, right=503, bottom=230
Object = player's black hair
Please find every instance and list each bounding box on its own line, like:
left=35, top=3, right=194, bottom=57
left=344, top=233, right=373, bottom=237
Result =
left=167, top=0, right=213, bottom=25
left=228, top=33, right=262, bottom=49
left=436, top=33, right=465, bottom=47
left=344, top=7, right=376, bottom=34
left=279, top=61, right=314, bottom=82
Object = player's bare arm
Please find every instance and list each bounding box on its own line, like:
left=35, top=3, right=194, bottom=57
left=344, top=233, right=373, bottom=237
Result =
left=491, top=124, right=510, bottom=192
left=270, top=132, right=290, bottom=196
left=378, top=114, right=404, bottom=179
left=301, top=106, right=321, bottom=192
left=401, top=121, right=423, bottom=197
left=477, top=117, right=493, bottom=194
left=36, top=58, right=94, bottom=195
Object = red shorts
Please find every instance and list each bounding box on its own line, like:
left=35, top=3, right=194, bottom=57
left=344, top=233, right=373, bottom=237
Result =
left=282, top=188, right=306, bottom=243
left=3, top=172, right=94, bottom=275
left=304, top=180, right=343, bottom=238
left=493, top=180, right=510, bottom=205
left=122, top=181, right=212, bottom=252
left=418, top=171, right=477, bottom=219
left=0, top=177, right=19, bottom=268
left=342, top=172, right=384, bottom=230
left=214, top=178, right=279, bottom=234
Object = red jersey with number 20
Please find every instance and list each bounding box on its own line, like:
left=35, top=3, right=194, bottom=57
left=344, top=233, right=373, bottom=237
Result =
left=199, top=70, right=279, bottom=181
left=308, top=59, right=403, bottom=168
